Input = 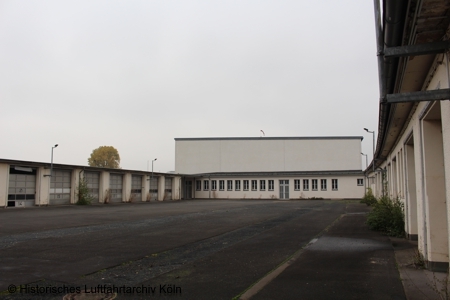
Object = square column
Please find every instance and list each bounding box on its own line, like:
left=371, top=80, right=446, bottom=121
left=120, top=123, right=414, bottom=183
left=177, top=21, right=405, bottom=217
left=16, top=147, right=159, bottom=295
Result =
left=158, top=176, right=165, bottom=201
left=99, top=171, right=110, bottom=203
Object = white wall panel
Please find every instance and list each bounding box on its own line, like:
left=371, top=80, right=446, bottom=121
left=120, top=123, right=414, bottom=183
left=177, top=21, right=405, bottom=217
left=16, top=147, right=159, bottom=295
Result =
left=175, top=137, right=362, bottom=174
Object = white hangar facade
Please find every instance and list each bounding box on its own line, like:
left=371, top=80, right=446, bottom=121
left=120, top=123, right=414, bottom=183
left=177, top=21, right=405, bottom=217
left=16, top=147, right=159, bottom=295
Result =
left=175, top=136, right=366, bottom=200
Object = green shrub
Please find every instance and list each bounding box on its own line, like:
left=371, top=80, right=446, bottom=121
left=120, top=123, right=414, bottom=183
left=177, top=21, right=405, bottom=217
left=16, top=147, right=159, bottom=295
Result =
left=361, top=187, right=377, bottom=206
left=76, top=177, right=93, bottom=205
left=367, top=196, right=405, bottom=237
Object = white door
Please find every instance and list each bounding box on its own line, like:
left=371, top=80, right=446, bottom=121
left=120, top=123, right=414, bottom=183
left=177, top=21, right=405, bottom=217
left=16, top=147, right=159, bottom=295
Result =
left=279, top=180, right=289, bottom=199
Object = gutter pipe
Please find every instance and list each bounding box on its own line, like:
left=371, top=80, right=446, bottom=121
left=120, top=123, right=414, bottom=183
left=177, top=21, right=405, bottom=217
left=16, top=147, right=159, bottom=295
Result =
left=370, top=0, right=408, bottom=172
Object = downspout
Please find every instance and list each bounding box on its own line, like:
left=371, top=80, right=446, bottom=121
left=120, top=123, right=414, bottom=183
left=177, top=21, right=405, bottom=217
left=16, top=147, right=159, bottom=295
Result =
left=373, top=0, right=385, bottom=99
left=78, top=169, right=84, bottom=204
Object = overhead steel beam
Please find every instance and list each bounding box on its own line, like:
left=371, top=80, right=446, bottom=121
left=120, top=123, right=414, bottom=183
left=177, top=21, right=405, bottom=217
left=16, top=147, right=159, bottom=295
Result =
left=386, top=88, right=450, bottom=103
left=384, top=41, right=450, bottom=57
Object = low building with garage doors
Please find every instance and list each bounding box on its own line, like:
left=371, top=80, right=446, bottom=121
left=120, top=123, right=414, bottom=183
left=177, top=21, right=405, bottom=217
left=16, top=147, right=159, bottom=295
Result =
left=175, top=136, right=366, bottom=200
left=0, top=159, right=181, bottom=208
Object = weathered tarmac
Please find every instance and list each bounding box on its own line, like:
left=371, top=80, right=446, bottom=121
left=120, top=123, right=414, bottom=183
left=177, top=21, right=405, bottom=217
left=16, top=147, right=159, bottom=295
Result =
left=0, top=200, right=407, bottom=299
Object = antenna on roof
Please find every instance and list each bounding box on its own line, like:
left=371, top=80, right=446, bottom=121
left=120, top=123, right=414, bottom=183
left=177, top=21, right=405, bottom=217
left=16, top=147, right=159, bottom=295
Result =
left=260, top=130, right=265, bottom=137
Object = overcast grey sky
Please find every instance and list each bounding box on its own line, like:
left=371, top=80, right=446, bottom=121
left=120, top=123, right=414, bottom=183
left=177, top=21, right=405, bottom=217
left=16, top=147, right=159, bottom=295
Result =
left=0, top=0, right=379, bottom=172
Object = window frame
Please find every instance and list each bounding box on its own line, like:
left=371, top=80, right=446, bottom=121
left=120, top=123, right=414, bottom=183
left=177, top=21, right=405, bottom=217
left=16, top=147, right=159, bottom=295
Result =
left=294, top=179, right=301, bottom=191
left=321, top=179, right=327, bottom=191
left=243, top=180, right=249, bottom=191
left=268, top=180, right=274, bottom=191
left=211, top=180, right=217, bottom=191
left=357, top=178, right=364, bottom=186
left=196, top=180, right=201, bottom=191
left=260, top=180, right=266, bottom=191
left=332, top=179, right=338, bottom=191
left=303, top=179, right=309, bottom=191
left=235, top=180, right=241, bottom=191
left=251, top=180, right=257, bottom=191
left=312, top=179, right=318, bottom=191
left=227, top=180, right=233, bottom=191
left=219, top=180, right=225, bottom=191
left=203, top=180, right=209, bottom=191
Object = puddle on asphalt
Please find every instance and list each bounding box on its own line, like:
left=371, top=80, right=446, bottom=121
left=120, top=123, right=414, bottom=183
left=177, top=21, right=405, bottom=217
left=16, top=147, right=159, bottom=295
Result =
left=308, top=236, right=389, bottom=252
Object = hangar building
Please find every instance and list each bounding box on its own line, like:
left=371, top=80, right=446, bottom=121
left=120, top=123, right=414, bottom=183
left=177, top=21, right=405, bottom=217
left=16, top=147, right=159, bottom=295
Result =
left=175, top=136, right=365, bottom=200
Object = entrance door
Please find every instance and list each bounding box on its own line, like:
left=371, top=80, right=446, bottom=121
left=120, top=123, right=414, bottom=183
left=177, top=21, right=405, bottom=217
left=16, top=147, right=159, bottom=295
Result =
left=279, top=180, right=289, bottom=199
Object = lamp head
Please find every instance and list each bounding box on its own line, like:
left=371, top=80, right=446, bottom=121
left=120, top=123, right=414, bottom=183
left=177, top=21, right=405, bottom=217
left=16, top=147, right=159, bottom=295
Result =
left=154, top=158, right=157, bottom=161
left=54, top=144, right=58, bottom=148
left=364, top=128, right=369, bottom=132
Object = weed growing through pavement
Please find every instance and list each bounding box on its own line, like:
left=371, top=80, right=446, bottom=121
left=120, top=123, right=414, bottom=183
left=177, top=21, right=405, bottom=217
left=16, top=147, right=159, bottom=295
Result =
left=76, top=177, right=93, bottom=205
left=429, top=268, right=450, bottom=300
left=361, top=187, right=377, bottom=206
left=366, top=196, right=405, bottom=237
left=413, top=249, right=425, bottom=269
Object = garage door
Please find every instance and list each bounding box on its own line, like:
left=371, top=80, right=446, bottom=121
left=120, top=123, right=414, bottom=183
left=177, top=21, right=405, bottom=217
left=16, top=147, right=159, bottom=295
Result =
left=131, top=175, right=142, bottom=202
left=149, top=177, right=158, bottom=200
left=165, top=178, right=172, bottom=200
left=84, top=172, right=99, bottom=203
left=8, top=166, right=36, bottom=207
left=110, top=174, right=123, bottom=203
left=50, top=169, right=71, bottom=205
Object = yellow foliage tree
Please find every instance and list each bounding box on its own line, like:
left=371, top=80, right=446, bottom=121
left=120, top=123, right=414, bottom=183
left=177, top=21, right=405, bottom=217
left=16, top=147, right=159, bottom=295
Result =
left=88, top=146, right=120, bottom=168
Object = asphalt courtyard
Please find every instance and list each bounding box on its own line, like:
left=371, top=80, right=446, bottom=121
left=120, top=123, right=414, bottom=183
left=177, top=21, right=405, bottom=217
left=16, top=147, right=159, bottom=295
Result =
left=0, top=200, right=406, bottom=300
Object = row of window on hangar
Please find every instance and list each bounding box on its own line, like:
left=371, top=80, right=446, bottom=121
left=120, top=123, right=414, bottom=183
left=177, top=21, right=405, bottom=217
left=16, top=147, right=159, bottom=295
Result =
left=196, top=178, right=365, bottom=192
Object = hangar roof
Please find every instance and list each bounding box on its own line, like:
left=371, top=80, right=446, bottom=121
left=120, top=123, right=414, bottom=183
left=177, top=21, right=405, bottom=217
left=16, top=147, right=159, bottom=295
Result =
left=371, top=0, right=450, bottom=170
left=175, top=136, right=363, bottom=141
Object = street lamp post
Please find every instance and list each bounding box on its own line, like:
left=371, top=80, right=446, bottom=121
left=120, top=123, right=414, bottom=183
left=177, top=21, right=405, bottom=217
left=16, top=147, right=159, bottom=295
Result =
left=364, top=128, right=375, bottom=173
left=364, top=128, right=375, bottom=192
left=44, top=144, right=58, bottom=207
left=361, top=152, right=368, bottom=191
left=50, top=144, right=58, bottom=179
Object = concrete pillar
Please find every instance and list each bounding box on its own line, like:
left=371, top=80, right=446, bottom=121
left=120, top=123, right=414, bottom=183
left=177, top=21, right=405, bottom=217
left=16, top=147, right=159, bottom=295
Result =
left=400, top=152, right=404, bottom=198
left=37, top=167, right=50, bottom=206
left=142, top=175, right=149, bottom=201
left=442, top=100, right=450, bottom=272
left=0, top=163, right=9, bottom=207
left=392, top=158, right=398, bottom=198
left=123, top=173, right=132, bottom=202
left=99, top=171, right=110, bottom=204
left=370, top=171, right=378, bottom=197
left=71, top=169, right=82, bottom=204
left=413, top=120, right=428, bottom=262
left=405, top=143, right=418, bottom=240
left=157, top=175, right=165, bottom=201
left=421, top=105, right=448, bottom=271
left=172, top=176, right=181, bottom=200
